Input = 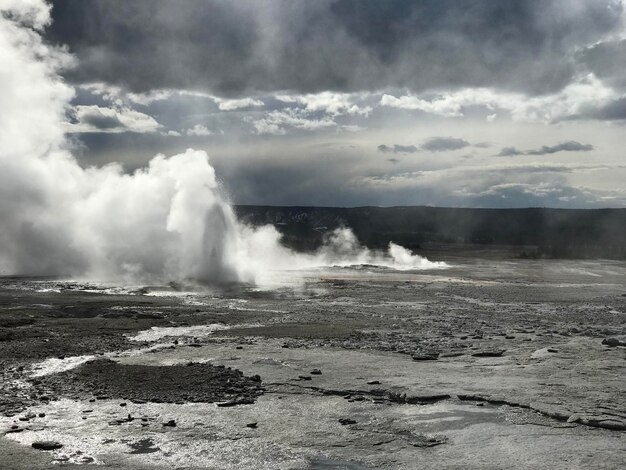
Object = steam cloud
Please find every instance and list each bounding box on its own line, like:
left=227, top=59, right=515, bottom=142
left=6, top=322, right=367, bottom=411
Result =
left=0, top=1, right=445, bottom=286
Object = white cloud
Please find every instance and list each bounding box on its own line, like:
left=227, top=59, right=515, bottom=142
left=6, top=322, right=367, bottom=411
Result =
left=213, top=97, right=264, bottom=111
left=66, top=105, right=161, bottom=134
left=341, top=124, right=365, bottom=132
left=79, top=83, right=125, bottom=106
left=250, top=120, right=286, bottom=135
left=246, top=91, right=374, bottom=135
left=185, top=124, right=214, bottom=136
left=380, top=75, right=618, bottom=123
left=81, top=84, right=266, bottom=114
left=276, top=92, right=372, bottom=117
left=250, top=109, right=337, bottom=135
left=355, top=162, right=625, bottom=189
left=1, top=0, right=51, bottom=29
left=380, top=93, right=465, bottom=117
left=128, top=89, right=175, bottom=105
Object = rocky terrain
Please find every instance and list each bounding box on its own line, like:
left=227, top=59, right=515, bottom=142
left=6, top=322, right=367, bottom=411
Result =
left=0, top=255, right=625, bottom=468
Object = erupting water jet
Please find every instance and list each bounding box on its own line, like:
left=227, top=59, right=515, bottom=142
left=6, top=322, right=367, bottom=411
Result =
left=0, top=0, right=445, bottom=287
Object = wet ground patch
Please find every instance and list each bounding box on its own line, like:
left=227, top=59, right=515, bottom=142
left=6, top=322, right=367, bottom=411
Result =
left=32, top=358, right=263, bottom=405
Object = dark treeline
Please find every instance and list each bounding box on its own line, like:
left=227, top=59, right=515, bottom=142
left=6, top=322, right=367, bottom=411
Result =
left=235, top=206, right=626, bottom=259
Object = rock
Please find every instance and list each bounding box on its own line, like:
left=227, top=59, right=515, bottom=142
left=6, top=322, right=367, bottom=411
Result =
left=120, top=402, right=127, bottom=407
left=472, top=350, right=505, bottom=357
left=567, top=414, right=581, bottom=423
left=367, top=380, right=381, bottom=385
left=388, top=392, right=407, bottom=403
left=338, top=418, right=357, bottom=425
left=405, top=394, right=450, bottom=404
left=310, top=369, right=322, bottom=375
left=109, top=414, right=133, bottom=426
left=596, top=419, right=626, bottom=431
left=246, top=422, right=258, bottom=428
left=602, top=338, right=625, bottom=347
left=27, top=424, right=45, bottom=431
left=412, top=353, right=439, bottom=361
left=216, top=397, right=255, bottom=407
left=547, top=348, right=558, bottom=353
left=38, top=413, right=45, bottom=418
left=162, top=419, right=176, bottom=427
left=298, top=375, right=312, bottom=381
left=412, top=435, right=448, bottom=448
left=440, top=352, right=463, bottom=358
left=32, top=441, right=63, bottom=451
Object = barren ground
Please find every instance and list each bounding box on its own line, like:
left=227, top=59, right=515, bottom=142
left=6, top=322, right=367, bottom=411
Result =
left=1, top=254, right=625, bottom=469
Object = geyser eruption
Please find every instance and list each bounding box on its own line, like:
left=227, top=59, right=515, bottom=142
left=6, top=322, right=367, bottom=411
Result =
left=0, top=0, right=445, bottom=286
left=0, top=1, right=241, bottom=282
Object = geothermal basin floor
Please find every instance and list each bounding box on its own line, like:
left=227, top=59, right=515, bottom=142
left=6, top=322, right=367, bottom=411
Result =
left=0, top=257, right=625, bottom=469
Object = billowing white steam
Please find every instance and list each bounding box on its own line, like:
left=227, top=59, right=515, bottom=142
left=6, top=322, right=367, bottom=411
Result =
left=0, top=1, right=446, bottom=286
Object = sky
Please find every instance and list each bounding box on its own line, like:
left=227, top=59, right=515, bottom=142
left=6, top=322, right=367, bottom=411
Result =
left=44, top=0, right=626, bottom=208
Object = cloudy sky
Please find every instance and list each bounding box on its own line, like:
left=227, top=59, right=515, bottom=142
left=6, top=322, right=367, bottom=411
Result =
left=46, top=0, right=626, bottom=208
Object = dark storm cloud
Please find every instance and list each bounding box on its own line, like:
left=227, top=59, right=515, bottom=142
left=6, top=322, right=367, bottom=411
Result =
left=579, top=39, right=626, bottom=91
left=496, top=141, right=594, bottom=157
left=237, top=162, right=625, bottom=208
left=379, top=138, right=470, bottom=154
left=79, top=109, right=123, bottom=130
left=47, top=0, right=624, bottom=96
left=378, top=144, right=417, bottom=154
left=393, top=145, right=418, bottom=154
left=526, top=141, right=594, bottom=155
left=569, top=97, right=626, bottom=121
left=591, top=97, right=626, bottom=120
left=497, top=147, right=525, bottom=157
left=421, top=137, right=469, bottom=152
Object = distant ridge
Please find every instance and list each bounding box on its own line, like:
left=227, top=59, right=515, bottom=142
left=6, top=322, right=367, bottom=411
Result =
left=235, top=205, right=626, bottom=259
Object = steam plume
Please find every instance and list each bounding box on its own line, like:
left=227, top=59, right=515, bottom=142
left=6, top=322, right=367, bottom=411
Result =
left=0, top=0, right=445, bottom=286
